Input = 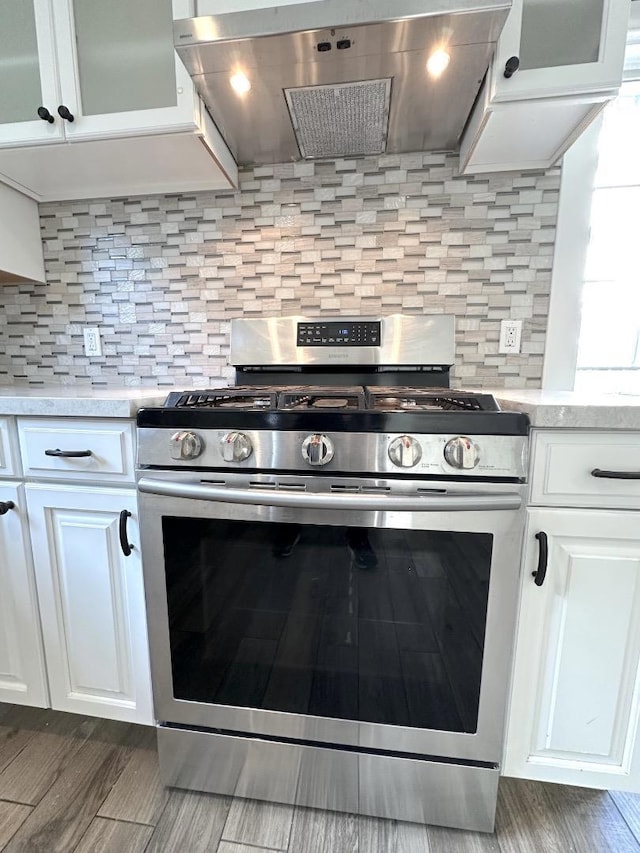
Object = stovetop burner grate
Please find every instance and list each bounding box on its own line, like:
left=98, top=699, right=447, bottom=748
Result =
left=366, top=388, right=500, bottom=413
left=171, top=390, right=278, bottom=410
left=278, top=387, right=368, bottom=411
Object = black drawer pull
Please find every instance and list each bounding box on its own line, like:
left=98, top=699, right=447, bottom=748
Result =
left=0, top=501, right=15, bottom=516
left=591, top=468, right=640, bottom=480
left=45, top=448, right=92, bottom=458
left=119, top=510, right=133, bottom=557
left=532, top=531, right=548, bottom=587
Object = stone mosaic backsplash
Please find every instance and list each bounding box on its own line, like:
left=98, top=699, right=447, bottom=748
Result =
left=0, top=151, right=560, bottom=389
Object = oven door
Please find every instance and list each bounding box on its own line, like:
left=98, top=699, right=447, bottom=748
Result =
left=138, top=471, right=526, bottom=765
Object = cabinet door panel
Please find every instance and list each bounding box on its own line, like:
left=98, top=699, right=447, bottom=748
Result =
left=72, top=0, right=177, bottom=116
left=0, top=417, right=20, bottom=477
left=51, top=508, right=131, bottom=697
left=0, top=0, right=41, bottom=123
left=540, top=545, right=640, bottom=761
left=505, top=508, right=640, bottom=790
left=0, top=0, right=63, bottom=145
left=26, top=484, right=153, bottom=724
left=519, top=0, right=604, bottom=71
left=53, top=0, right=201, bottom=140
left=490, top=0, right=629, bottom=103
left=0, top=482, right=48, bottom=706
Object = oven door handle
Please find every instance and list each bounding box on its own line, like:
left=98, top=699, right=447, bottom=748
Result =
left=137, top=478, right=522, bottom=512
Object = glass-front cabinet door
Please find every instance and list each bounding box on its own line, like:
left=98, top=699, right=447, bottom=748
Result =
left=489, top=0, right=630, bottom=103
left=53, top=0, right=202, bottom=140
left=0, top=0, right=63, bottom=145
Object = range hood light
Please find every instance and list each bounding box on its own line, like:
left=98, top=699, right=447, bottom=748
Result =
left=230, top=71, right=251, bottom=95
left=426, top=49, right=451, bottom=78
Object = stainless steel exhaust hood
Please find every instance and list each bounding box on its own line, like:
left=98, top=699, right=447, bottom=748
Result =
left=174, top=0, right=511, bottom=166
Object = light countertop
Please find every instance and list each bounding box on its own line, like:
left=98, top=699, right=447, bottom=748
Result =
left=0, top=386, right=168, bottom=418
left=491, top=390, right=640, bottom=430
left=1, top=384, right=639, bottom=428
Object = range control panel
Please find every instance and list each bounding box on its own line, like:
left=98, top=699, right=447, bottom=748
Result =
left=297, top=321, right=381, bottom=347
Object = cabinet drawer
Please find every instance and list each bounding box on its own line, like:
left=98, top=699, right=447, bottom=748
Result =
left=18, top=418, right=135, bottom=483
left=530, top=431, right=640, bottom=509
left=0, top=417, right=20, bottom=477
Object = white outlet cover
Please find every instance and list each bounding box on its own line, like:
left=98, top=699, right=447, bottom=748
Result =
left=83, top=327, right=102, bottom=357
left=499, top=320, right=522, bottom=354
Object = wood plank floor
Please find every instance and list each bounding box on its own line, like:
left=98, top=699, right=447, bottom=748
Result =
left=1, top=703, right=639, bottom=853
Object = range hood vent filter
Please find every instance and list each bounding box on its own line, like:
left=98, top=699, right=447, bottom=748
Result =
left=284, top=79, right=391, bottom=160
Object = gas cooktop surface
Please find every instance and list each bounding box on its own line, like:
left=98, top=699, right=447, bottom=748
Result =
left=137, top=385, right=530, bottom=474
left=138, top=385, right=529, bottom=440
left=164, top=386, right=500, bottom=413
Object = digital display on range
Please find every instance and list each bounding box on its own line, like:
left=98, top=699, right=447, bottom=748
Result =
left=297, top=321, right=381, bottom=347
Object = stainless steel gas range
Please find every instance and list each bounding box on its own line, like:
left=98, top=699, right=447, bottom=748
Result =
left=136, top=315, right=529, bottom=833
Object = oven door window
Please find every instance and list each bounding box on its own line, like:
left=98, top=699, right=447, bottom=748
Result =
left=163, top=518, right=493, bottom=734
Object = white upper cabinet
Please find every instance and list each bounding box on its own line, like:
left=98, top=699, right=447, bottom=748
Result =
left=460, top=0, right=631, bottom=174
left=54, top=0, right=204, bottom=141
left=0, top=0, right=201, bottom=147
left=0, top=182, right=45, bottom=285
left=490, top=0, right=630, bottom=103
left=0, top=0, right=238, bottom=199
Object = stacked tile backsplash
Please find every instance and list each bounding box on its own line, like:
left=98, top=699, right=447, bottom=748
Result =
left=0, top=151, right=560, bottom=389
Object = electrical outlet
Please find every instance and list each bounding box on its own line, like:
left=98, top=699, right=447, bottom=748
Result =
left=499, top=320, right=522, bottom=354
left=83, top=327, right=102, bottom=357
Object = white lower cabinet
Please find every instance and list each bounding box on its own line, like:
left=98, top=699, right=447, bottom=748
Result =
left=0, top=481, right=48, bottom=707
left=25, top=483, right=153, bottom=724
left=504, top=507, right=640, bottom=790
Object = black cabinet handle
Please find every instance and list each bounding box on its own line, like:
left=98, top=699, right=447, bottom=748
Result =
left=57, top=105, right=74, bottom=122
left=591, top=468, right=640, bottom=480
left=0, top=501, right=15, bottom=516
left=504, top=56, right=520, bottom=78
left=37, top=106, right=55, bottom=123
left=119, top=510, right=133, bottom=557
left=45, top=448, right=92, bottom=458
left=532, top=531, right=548, bottom=587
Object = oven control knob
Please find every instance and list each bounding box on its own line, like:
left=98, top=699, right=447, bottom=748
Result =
left=220, top=431, right=253, bottom=462
left=169, top=431, right=203, bottom=461
left=388, top=435, right=423, bottom=468
left=302, top=434, right=334, bottom=466
left=444, top=436, right=480, bottom=469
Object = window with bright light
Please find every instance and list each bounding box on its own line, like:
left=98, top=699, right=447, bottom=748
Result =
left=575, top=80, right=640, bottom=393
